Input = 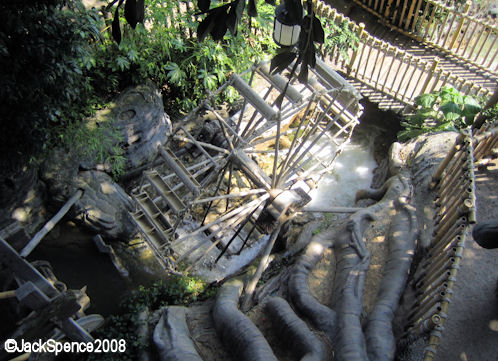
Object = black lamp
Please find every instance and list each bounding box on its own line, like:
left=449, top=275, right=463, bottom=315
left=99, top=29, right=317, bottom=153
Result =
left=273, top=2, right=302, bottom=47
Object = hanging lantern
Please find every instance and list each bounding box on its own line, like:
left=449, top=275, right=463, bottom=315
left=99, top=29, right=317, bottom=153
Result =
left=273, top=2, right=301, bottom=47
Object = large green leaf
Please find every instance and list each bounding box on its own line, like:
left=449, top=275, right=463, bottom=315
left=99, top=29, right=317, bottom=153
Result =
left=462, top=95, right=481, bottom=124
left=414, top=93, right=437, bottom=108
left=440, top=102, right=462, bottom=121
left=165, top=62, right=186, bottom=85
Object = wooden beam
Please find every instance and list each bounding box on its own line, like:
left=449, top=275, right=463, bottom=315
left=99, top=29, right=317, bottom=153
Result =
left=0, top=237, right=58, bottom=298
left=20, top=189, right=83, bottom=258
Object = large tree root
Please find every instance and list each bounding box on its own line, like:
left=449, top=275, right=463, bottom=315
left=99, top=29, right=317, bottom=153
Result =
left=365, top=196, right=417, bottom=361
left=265, top=296, right=326, bottom=361
left=153, top=306, right=203, bottom=361
left=288, top=239, right=338, bottom=343
left=212, top=279, right=278, bottom=361
left=332, top=211, right=375, bottom=361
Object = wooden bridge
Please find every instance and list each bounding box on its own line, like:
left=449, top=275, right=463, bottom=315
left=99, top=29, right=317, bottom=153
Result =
left=311, top=0, right=497, bottom=112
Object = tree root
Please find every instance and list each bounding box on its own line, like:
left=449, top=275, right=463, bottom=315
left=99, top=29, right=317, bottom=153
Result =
left=153, top=306, right=202, bottom=361
left=332, top=211, right=375, bottom=361
left=288, top=239, right=338, bottom=343
left=265, top=296, right=326, bottom=361
left=212, top=279, right=278, bottom=361
left=365, top=197, right=418, bottom=361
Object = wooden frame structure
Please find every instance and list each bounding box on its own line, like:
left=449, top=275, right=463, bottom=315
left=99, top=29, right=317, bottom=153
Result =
left=129, top=59, right=363, bottom=275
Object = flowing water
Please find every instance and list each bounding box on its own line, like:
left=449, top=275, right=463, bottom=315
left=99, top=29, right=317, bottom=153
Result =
left=307, top=135, right=378, bottom=208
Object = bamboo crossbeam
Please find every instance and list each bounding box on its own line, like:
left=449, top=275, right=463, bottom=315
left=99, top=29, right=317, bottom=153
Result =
left=20, top=189, right=83, bottom=258
left=190, top=189, right=266, bottom=205
left=173, top=194, right=269, bottom=244
left=173, top=135, right=230, bottom=155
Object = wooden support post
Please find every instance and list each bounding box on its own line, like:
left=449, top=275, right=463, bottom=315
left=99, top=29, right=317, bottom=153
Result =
left=448, top=2, right=470, bottom=49
left=420, top=57, right=440, bottom=95
left=473, top=86, right=498, bottom=130
left=0, top=237, right=59, bottom=298
left=348, top=23, right=365, bottom=76
left=20, top=189, right=83, bottom=258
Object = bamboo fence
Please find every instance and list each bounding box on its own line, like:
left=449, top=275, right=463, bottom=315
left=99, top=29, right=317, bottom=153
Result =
left=400, top=122, right=497, bottom=360
left=351, top=0, right=498, bottom=76
left=310, top=0, right=493, bottom=107
left=400, top=129, right=476, bottom=360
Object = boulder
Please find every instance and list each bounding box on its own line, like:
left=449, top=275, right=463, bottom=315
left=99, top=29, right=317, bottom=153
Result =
left=41, top=151, right=136, bottom=239
left=107, top=84, right=171, bottom=171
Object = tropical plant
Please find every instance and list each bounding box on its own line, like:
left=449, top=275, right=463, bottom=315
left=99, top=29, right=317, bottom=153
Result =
left=322, top=19, right=359, bottom=62
left=94, top=0, right=277, bottom=116
left=398, top=86, right=482, bottom=141
left=87, top=275, right=216, bottom=361
left=0, top=0, right=102, bottom=172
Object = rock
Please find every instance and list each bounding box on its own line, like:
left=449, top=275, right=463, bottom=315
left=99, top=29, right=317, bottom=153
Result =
left=71, top=171, right=136, bottom=239
left=41, top=152, right=136, bottom=239
left=107, top=84, right=171, bottom=171
left=153, top=306, right=203, bottom=361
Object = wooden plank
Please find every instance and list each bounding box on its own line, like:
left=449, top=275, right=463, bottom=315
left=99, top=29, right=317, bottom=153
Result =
left=20, top=189, right=83, bottom=257
left=145, top=172, right=185, bottom=215
left=0, top=237, right=58, bottom=298
left=159, top=147, right=200, bottom=196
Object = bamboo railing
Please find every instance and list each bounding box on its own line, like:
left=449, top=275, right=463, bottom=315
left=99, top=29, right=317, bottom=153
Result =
left=401, top=122, right=497, bottom=360
left=401, top=129, right=476, bottom=360
left=311, top=0, right=493, bottom=107
left=351, top=0, right=498, bottom=76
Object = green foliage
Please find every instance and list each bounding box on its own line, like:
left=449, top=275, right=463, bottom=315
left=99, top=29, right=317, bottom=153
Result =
left=92, top=0, right=277, bottom=117
left=398, top=87, right=482, bottom=142
left=60, top=117, right=126, bottom=180
left=0, top=0, right=103, bottom=172
left=322, top=19, right=359, bottom=62
left=482, top=103, right=498, bottom=125
left=88, top=275, right=216, bottom=361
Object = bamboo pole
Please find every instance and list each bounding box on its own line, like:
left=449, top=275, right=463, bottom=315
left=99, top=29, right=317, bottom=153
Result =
left=449, top=1, right=471, bottom=49
left=398, top=0, right=409, bottom=27
left=384, top=0, right=394, bottom=18
left=375, top=43, right=389, bottom=88
left=242, top=223, right=283, bottom=312
left=424, top=256, right=463, bottom=361
left=434, top=8, right=451, bottom=46
left=441, top=9, right=457, bottom=48
left=468, top=23, right=485, bottom=61
left=173, top=194, right=269, bottom=244
left=430, top=234, right=463, bottom=263
left=430, top=140, right=463, bottom=186
left=0, top=290, right=16, bottom=299
left=369, top=39, right=383, bottom=83
left=348, top=23, right=366, bottom=76
left=411, top=0, right=426, bottom=33
left=424, top=4, right=438, bottom=40
left=20, top=189, right=83, bottom=258
left=393, top=54, right=409, bottom=100
left=382, top=47, right=398, bottom=93
left=190, top=189, right=266, bottom=205
left=420, top=57, right=440, bottom=95
left=461, top=21, right=480, bottom=59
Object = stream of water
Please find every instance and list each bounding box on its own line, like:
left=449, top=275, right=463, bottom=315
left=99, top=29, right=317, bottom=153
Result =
left=307, top=135, right=378, bottom=208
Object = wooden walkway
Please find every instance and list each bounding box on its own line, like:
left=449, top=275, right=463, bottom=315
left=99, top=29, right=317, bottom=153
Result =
left=358, top=12, right=497, bottom=90
left=315, top=0, right=497, bottom=112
